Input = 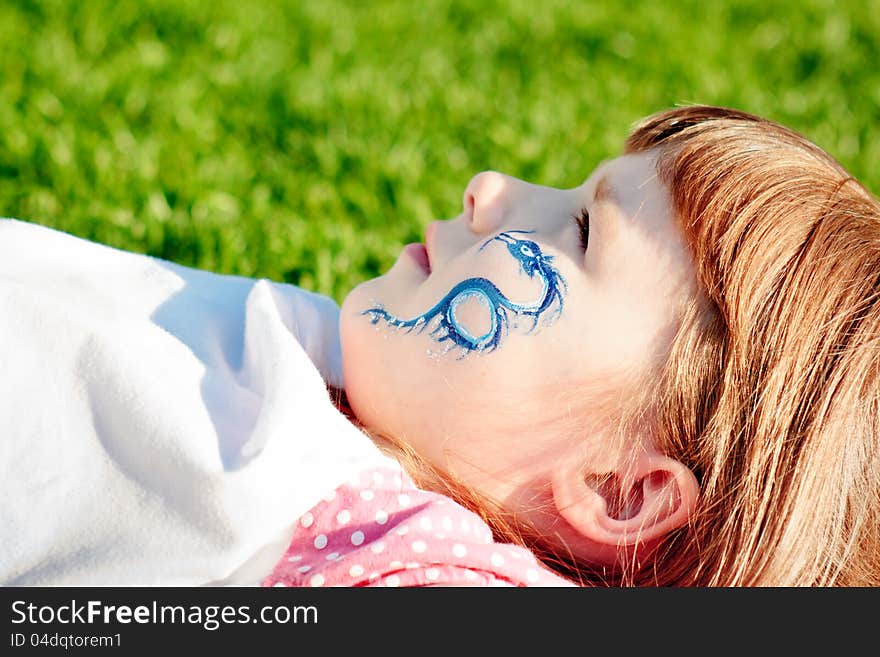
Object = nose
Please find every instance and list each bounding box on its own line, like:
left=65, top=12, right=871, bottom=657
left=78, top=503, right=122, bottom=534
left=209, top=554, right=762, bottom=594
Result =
left=462, top=171, right=516, bottom=235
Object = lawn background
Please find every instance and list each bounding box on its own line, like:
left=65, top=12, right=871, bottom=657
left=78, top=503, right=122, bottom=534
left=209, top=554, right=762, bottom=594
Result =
left=1, top=0, right=878, bottom=304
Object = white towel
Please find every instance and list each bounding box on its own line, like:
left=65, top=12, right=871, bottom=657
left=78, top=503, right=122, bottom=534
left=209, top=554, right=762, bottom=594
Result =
left=0, top=219, right=393, bottom=585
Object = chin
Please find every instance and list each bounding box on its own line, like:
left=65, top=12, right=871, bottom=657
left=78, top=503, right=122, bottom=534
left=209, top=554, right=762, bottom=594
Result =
left=339, top=297, right=385, bottom=425
left=341, top=354, right=393, bottom=442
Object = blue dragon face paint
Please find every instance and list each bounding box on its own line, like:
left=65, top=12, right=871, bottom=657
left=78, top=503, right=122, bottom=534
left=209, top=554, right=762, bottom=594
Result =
left=361, top=230, right=567, bottom=358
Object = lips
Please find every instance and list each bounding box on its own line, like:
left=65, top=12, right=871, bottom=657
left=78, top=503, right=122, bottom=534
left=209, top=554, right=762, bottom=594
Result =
left=424, top=221, right=438, bottom=269
left=403, top=242, right=431, bottom=274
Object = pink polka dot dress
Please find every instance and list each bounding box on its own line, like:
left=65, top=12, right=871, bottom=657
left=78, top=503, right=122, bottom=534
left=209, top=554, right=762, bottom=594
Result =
left=263, top=467, right=576, bottom=587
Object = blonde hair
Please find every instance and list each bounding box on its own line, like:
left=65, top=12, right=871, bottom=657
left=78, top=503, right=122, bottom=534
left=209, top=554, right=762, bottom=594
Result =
left=336, top=105, right=880, bottom=586
left=625, top=105, right=880, bottom=586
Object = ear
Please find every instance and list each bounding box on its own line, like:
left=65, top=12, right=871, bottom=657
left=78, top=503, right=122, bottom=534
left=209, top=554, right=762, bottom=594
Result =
left=550, top=449, right=698, bottom=561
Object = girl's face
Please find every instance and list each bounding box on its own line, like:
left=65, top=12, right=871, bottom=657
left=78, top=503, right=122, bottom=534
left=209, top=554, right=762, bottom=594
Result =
left=340, top=151, right=697, bottom=503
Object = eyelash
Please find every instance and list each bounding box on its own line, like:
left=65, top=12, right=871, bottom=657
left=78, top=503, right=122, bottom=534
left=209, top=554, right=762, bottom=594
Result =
left=574, top=207, right=590, bottom=251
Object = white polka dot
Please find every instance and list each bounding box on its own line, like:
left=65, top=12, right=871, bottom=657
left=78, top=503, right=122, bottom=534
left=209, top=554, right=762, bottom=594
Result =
left=370, top=541, right=385, bottom=554
left=314, top=534, right=328, bottom=550
left=360, top=489, right=375, bottom=501
left=375, top=509, right=388, bottom=525
left=369, top=572, right=380, bottom=581
left=419, top=517, right=433, bottom=531
left=411, top=540, right=427, bottom=553
left=526, top=569, right=539, bottom=583
left=395, top=525, right=409, bottom=536
left=272, top=581, right=287, bottom=587
left=309, top=574, right=325, bottom=587
left=406, top=562, right=420, bottom=569
left=350, top=530, right=365, bottom=546
left=336, top=510, right=351, bottom=525
left=393, top=475, right=403, bottom=488
left=464, top=569, right=478, bottom=581
left=297, top=565, right=312, bottom=573
left=325, top=552, right=340, bottom=561
left=385, top=575, right=400, bottom=587
left=397, top=494, right=410, bottom=507
left=442, top=517, right=453, bottom=532
left=491, top=553, right=505, bottom=567
left=389, top=561, right=404, bottom=570
left=323, top=489, right=337, bottom=502
left=300, top=512, right=314, bottom=528
left=460, top=519, right=470, bottom=532
left=452, top=543, right=467, bottom=558
left=426, top=568, right=440, bottom=581
left=372, top=472, right=384, bottom=486
left=349, top=565, right=365, bottom=577
left=286, top=554, right=302, bottom=562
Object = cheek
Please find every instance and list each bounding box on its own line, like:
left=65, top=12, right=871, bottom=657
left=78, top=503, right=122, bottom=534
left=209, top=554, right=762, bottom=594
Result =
left=568, top=279, right=677, bottom=376
left=338, top=248, right=573, bottom=449
left=339, top=284, right=446, bottom=436
left=340, top=292, right=518, bottom=443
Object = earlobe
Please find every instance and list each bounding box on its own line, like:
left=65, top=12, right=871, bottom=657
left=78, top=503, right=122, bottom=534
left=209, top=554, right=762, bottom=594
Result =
left=551, top=450, right=699, bottom=561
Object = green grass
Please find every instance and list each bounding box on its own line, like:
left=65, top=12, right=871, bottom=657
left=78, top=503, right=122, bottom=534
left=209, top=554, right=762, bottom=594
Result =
left=2, top=0, right=878, bottom=303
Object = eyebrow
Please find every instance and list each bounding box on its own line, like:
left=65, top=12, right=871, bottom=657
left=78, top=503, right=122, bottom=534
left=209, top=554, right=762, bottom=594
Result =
left=589, top=172, right=622, bottom=247
left=593, top=174, right=615, bottom=204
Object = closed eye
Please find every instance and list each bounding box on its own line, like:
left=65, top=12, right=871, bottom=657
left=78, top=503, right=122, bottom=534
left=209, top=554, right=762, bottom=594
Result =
left=574, top=207, right=590, bottom=251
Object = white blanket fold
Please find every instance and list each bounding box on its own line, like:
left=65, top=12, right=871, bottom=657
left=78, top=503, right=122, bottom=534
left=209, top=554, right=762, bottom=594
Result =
left=0, top=219, right=391, bottom=586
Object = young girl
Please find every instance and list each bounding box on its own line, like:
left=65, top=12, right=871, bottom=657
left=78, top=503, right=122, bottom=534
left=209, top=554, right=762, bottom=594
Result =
left=335, top=104, right=880, bottom=587
left=1, top=105, right=877, bottom=587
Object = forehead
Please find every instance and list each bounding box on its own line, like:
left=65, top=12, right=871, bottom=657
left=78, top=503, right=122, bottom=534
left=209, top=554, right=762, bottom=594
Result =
left=582, top=152, right=660, bottom=196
